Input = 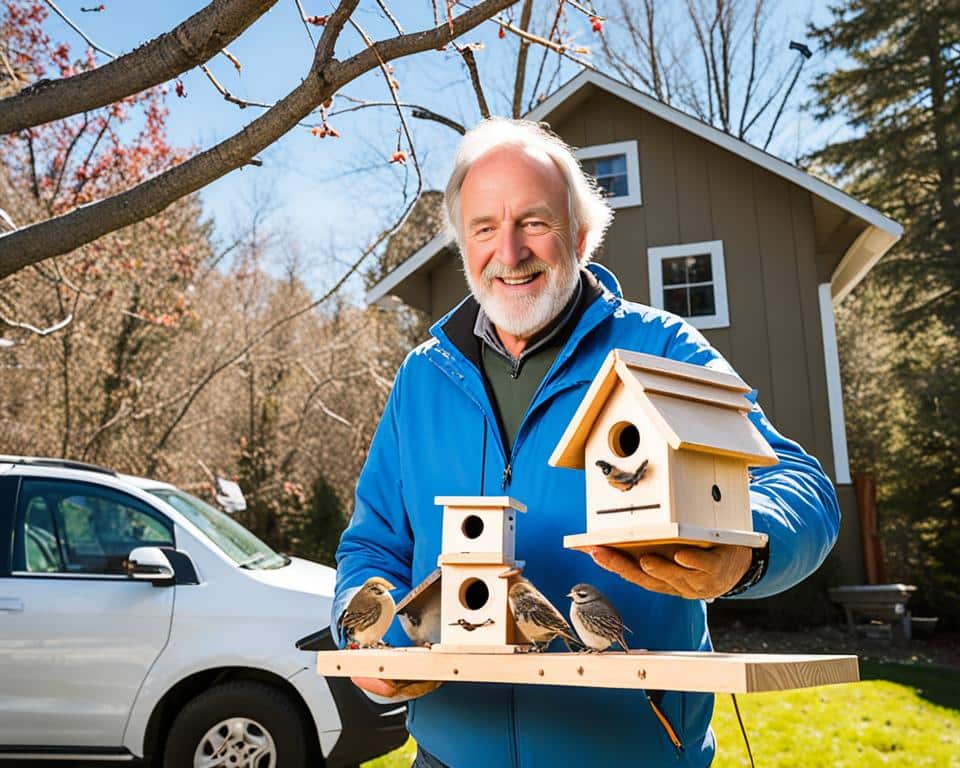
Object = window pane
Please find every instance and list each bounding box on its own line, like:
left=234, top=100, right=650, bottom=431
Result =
left=663, top=287, right=688, bottom=316
left=685, top=254, right=713, bottom=283
left=661, top=257, right=688, bottom=286
left=24, top=498, right=63, bottom=572
left=583, top=154, right=629, bottom=198
left=15, top=480, right=173, bottom=575
left=688, top=285, right=716, bottom=316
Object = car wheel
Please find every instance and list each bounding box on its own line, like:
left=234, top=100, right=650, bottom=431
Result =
left=163, top=680, right=309, bottom=768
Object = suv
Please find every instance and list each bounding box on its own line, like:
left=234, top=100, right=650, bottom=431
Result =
left=0, top=456, right=406, bottom=766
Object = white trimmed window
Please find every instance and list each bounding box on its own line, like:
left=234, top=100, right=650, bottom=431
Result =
left=647, top=240, right=730, bottom=330
left=575, top=140, right=642, bottom=208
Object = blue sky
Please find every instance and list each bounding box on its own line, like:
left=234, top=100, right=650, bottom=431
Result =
left=39, top=0, right=844, bottom=301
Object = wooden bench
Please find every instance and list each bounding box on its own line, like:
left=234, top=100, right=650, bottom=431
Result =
left=828, top=584, right=916, bottom=644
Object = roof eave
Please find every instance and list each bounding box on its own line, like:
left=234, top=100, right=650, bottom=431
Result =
left=365, top=232, right=452, bottom=306
left=830, top=223, right=903, bottom=303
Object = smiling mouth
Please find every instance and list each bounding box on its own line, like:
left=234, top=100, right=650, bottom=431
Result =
left=497, top=273, right=543, bottom=287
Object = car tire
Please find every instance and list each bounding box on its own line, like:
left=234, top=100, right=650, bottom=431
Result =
left=163, top=680, right=309, bottom=768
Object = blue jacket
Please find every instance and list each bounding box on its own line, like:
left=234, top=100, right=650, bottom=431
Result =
left=334, top=264, right=840, bottom=767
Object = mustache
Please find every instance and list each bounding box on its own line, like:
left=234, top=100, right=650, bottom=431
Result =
left=483, top=259, right=549, bottom=281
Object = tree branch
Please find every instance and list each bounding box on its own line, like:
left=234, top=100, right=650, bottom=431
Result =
left=0, top=0, right=278, bottom=135
left=0, top=0, right=516, bottom=278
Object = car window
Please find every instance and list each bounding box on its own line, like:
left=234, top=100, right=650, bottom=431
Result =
left=13, top=479, right=174, bottom=576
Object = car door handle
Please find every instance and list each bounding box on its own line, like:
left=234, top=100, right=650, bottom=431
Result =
left=0, top=597, right=24, bottom=613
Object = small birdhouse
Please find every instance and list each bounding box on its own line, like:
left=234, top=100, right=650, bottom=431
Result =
left=550, top=350, right=777, bottom=558
left=433, top=496, right=526, bottom=651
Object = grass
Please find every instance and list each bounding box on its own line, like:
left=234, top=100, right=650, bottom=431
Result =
left=363, top=661, right=960, bottom=768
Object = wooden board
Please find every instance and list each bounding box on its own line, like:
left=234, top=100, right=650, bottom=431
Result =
left=565, top=524, right=768, bottom=560
left=316, top=648, right=859, bottom=694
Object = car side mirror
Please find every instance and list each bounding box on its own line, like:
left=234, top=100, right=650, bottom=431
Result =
left=126, top=546, right=175, bottom=585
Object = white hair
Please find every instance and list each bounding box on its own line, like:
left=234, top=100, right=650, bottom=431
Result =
left=443, top=117, right=613, bottom=262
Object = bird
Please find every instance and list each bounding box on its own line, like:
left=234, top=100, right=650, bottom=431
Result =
left=595, top=458, right=649, bottom=491
left=506, top=573, right=582, bottom=652
left=567, top=583, right=632, bottom=652
left=338, top=576, right=396, bottom=648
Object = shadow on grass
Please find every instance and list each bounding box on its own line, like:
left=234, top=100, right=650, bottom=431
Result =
left=859, top=659, right=960, bottom=711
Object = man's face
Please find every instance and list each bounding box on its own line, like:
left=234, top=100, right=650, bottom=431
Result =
left=459, top=146, right=583, bottom=339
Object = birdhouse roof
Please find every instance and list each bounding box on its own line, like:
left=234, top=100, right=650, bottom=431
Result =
left=395, top=567, right=441, bottom=615
left=434, top=496, right=527, bottom=513
left=549, top=350, right=778, bottom=469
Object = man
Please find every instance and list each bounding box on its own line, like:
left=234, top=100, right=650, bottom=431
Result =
left=333, top=118, right=839, bottom=767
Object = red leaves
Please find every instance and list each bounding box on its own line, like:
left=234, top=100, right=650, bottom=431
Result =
left=390, top=150, right=407, bottom=165
left=498, top=25, right=505, bottom=39
left=590, top=16, right=603, bottom=33
left=175, top=79, right=186, bottom=98
left=306, top=14, right=327, bottom=25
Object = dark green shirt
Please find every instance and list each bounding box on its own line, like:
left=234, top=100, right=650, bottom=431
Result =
left=476, top=273, right=587, bottom=453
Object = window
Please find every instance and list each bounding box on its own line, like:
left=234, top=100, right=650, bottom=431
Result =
left=647, top=240, right=730, bottom=330
left=575, top=141, right=642, bottom=208
left=13, top=479, right=174, bottom=575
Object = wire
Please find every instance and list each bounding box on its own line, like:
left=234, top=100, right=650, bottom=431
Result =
left=731, top=693, right=756, bottom=768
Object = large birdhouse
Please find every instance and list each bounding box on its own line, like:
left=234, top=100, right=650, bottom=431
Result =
left=433, top=496, right=526, bottom=651
left=550, top=350, right=778, bottom=558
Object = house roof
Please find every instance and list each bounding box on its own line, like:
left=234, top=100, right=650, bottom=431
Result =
left=549, top=349, right=780, bottom=469
left=367, top=69, right=902, bottom=308
left=434, top=495, right=527, bottom=513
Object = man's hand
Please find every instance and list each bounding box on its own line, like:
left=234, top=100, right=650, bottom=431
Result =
left=351, top=677, right=441, bottom=700
left=586, top=544, right=752, bottom=600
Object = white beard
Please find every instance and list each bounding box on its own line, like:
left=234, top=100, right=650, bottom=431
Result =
left=466, top=252, right=580, bottom=339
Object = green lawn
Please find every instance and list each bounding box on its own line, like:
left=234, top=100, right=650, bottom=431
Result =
left=364, top=661, right=960, bottom=767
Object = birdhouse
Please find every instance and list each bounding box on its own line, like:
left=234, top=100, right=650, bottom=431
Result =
left=550, top=350, right=777, bottom=558
left=433, top=496, right=526, bottom=651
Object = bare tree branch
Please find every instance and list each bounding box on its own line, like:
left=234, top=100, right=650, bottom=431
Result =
left=0, top=310, right=74, bottom=336
left=512, top=0, right=534, bottom=118
left=0, top=0, right=516, bottom=278
left=457, top=44, right=490, bottom=119
left=42, top=0, right=116, bottom=59
left=0, top=0, right=278, bottom=135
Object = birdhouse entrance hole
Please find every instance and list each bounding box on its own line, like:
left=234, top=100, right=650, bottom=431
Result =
left=711, top=484, right=722, bottom=502
left=461, top=515, right=485, bottom=539
left=609, top=422, right=640, bottom=457
left=459, top=578, right=489, bottom=610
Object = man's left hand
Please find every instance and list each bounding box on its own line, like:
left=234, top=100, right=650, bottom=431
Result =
left=586, top=544, right=752, bottom=600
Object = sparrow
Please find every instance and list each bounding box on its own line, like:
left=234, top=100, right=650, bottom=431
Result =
left=595, top=459, right=649, bottom=491
left=504, top=569, right=582, bottom=652
left=338, top=576, right=396, bottom=648
left=567, top=583, right=632, bottom=652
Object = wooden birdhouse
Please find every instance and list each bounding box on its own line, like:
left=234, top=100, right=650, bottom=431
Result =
left=550, top=350, right=778, bottom=558
left=433, top=496, right=526, bottom=651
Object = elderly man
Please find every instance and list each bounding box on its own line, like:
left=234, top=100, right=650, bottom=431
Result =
left=333, top=118, right=839, bottom=767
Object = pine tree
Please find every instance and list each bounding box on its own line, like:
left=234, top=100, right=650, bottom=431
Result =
left=809, top=0, right=959, bottom=328
left=809, top=0, right=960, bottom=625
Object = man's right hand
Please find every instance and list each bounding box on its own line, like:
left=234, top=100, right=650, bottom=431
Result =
left=351, top=676, right=442, bottom=700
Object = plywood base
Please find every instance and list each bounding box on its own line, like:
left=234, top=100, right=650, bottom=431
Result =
left=316, top=648, right=858, bottom=694
left=565, top=523, right=767, bottom=560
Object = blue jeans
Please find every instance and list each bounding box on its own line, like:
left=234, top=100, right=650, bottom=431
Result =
left=412, top=746, right=450, bottom=768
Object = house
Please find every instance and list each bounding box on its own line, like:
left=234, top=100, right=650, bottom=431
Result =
left=366, top=70, right=903, bottom=586
left=550, top=349, right=776, bottom=559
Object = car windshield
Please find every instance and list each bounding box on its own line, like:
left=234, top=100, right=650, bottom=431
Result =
left=147, top=488, right=288, bottom=570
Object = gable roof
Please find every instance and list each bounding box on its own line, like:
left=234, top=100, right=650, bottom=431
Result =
left=367, top=70, right=902, bottom=308
left=549, top=350, right=779, bottom=469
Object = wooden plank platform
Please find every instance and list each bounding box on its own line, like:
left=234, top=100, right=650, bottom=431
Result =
left=316, top=648, right=859, bottom=694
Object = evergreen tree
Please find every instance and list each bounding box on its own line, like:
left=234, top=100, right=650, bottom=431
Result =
left=809, top=0, right=960, bottom=625
left=809, top=0, right=959, bottom=329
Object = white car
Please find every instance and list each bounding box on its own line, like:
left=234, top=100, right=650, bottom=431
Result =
left=0, top=456, right=406, bottom=766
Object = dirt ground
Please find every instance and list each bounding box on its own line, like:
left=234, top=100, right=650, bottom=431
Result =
left=710, top=619, right=960, bottom=670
